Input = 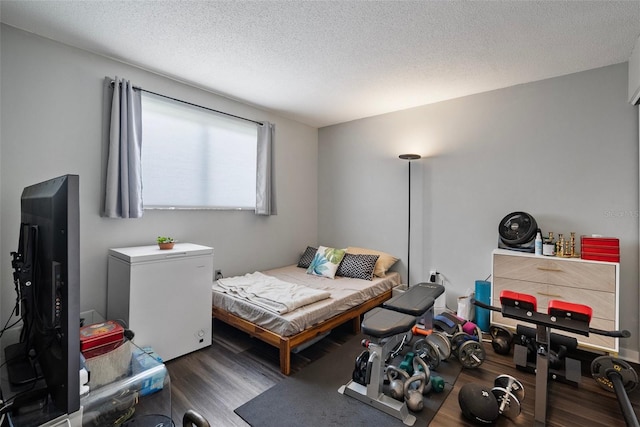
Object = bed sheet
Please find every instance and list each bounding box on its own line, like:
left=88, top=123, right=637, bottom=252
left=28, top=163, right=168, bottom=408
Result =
left=212, top=264, right=401, bottom=337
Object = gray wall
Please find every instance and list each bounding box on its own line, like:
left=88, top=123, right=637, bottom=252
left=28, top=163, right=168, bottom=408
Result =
left=319, top=63, right=640, bottom=358
left=0, top=25, right=318, bottom=323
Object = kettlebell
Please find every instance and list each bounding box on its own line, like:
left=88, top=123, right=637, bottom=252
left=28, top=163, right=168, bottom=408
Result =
left=412, top=353, right=432, bottom=395
left=386, top=365, right=409, bottom=401
left=490, top=325, right=513, bottom=355
left=403, top=371, right=425, bottom=412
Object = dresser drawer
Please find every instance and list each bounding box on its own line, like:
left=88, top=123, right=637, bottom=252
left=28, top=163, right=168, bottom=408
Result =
left=491, top=249, right=619, bottom=353
left=493, top=254, right=548, bottom=282
left=493, top=254, right=615, bottom=292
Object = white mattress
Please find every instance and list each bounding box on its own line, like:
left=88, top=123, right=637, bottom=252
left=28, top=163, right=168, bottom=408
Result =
left=212, top=264, right=401, bottom=337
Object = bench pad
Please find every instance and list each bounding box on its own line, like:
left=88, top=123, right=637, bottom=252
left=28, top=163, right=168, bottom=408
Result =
left=383, top=283, right=445, bottom=316
left=362, top=307, right=417, bottom=338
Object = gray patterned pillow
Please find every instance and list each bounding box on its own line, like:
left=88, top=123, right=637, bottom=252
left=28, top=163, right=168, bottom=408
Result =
left=336, top=254, right=379, bottom=280
left=297, top=246, right=317, bottom=268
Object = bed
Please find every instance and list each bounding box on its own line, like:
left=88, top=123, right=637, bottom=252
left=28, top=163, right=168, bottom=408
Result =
left=211, top=246, right=401, bottom=375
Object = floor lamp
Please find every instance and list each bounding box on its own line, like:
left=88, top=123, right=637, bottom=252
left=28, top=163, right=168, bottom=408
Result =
left=399, top=154, right=421, bottom=286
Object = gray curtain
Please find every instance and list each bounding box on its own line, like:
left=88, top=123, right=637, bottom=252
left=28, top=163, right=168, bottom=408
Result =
left=256, top=121, right=277, bottom=215
left=103, top=76, right=143, bottom=218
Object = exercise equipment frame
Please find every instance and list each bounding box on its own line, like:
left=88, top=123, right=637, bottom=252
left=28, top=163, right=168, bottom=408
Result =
left=472, top=293, right=629, bottom=427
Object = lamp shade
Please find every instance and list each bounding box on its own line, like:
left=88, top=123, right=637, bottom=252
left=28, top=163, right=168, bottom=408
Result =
left=399, top=154, right=421, bottom=160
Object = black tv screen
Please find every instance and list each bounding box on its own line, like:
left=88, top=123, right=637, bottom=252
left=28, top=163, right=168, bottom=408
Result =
left=15, top=174, right=80, bottom=418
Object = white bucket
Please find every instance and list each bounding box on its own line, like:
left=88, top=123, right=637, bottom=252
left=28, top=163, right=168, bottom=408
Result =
left=457, top=294, right=475, bottom=321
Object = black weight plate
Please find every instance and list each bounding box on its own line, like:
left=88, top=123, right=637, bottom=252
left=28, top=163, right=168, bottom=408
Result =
left=591, top=356, right=638, bottom=393
left=353, top=350, right=369, bottom=385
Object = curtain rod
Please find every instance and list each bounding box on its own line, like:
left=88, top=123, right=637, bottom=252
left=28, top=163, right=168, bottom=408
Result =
left=110, top=80, right=263, bottom=126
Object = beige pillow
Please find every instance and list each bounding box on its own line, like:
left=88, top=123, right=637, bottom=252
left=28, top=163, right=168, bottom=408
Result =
left=347, top=246, right=398, bottom=277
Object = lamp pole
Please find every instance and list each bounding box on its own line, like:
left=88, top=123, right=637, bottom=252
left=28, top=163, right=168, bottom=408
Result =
left=399, top=154, right=421, bottom=286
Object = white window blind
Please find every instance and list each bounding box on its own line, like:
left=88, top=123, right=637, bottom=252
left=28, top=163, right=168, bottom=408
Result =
left=141, top=92, right=258, bottom=209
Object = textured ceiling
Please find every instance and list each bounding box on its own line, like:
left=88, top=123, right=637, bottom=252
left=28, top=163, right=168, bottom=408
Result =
left=1, top=1, right=639, bottom=128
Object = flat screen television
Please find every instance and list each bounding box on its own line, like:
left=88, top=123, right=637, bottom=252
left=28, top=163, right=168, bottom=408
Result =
left=4, top=174, right=80, bottom=421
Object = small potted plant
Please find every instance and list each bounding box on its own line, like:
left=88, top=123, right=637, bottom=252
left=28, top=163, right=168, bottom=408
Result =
left=157, top=236, right=175, bottom=250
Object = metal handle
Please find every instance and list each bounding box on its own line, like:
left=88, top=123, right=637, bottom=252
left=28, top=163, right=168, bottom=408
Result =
left=537, top=292, right=563, bottom=298
left=165, top=252, right=188, bottom=258
left=536, top=266, right=563, bottom=272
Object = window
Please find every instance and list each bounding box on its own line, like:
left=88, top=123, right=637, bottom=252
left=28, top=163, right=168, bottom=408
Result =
left=141, top=92, right=258, bottom=209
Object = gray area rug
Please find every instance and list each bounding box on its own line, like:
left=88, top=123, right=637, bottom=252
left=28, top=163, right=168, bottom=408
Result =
left=235, top=333, right=463, bottom=426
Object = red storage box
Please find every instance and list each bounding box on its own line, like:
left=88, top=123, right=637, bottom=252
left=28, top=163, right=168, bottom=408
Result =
left=580, top=236, right=619, bottom=262
left=80, top=320, right=124, bottom=359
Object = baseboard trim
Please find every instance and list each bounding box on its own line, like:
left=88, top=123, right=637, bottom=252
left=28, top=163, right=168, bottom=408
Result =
left=619, top=348, right=640, bottom=364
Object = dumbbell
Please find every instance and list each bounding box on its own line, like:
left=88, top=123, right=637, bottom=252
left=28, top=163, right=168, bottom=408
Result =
left=450, top=331, right=485, bottom=369
left=491, top=374, right=525, bottom=419
left=398, top=352, right=415, bottom=375
left=412, top=331, right=451, bottom=370
left=489, top=325, right=513, bottom=355
left=430, top=375, right=446, bottom=393
left=413, top=340, right=441, bottom=371
left=409, top=355, right=446, bottom=395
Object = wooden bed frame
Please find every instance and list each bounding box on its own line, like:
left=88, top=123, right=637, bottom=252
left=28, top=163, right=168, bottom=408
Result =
left=212, top=288, right=393, bottom=375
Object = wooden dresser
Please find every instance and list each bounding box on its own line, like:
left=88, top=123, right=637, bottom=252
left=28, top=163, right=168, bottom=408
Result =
left=491, top=249, right=619, bottom=353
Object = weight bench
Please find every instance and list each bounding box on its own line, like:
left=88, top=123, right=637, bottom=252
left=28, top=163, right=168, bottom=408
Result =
left=338, top=284, right=442, bottom=426
left=384, top=282, right=445, bottom=332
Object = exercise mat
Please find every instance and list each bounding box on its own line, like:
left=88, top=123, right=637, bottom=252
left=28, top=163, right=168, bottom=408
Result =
left=235, top=333, right=463, bottom=427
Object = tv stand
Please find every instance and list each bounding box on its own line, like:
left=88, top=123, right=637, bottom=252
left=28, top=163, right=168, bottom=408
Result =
left=4, top=342, right=40, bottom=385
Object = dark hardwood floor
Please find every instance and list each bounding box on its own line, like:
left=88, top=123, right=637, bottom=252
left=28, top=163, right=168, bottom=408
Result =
left=166, top=319, right=640, bottom=426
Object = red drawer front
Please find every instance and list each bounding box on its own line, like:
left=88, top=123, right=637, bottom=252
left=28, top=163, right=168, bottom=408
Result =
left=581, top=252, right=620, bottom=262
left=580, top=236, right=619, bottom=247
left=581, top=244, right=620, bottom=255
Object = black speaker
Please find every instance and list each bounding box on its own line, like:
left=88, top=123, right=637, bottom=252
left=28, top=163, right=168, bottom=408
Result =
left=458, top=383, right=499, bottom=424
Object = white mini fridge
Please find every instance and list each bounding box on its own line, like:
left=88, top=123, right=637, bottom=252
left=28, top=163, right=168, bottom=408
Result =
left=107, top=243, right=213, bottom=361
